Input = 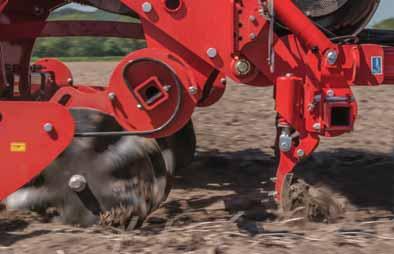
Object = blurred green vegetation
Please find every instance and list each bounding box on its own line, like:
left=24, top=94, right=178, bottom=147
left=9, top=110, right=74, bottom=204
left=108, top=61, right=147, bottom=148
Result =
left=33, top=8, right=145, bottom=59
left=373, top=18, right=394, bottom=29
left=31, top=56, right=123, bottom=62
left=48, top=8, right=137, bottom=22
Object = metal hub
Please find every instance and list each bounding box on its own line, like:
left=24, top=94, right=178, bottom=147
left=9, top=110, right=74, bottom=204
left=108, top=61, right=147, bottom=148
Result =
left=68, top=174, right=87, bottom=192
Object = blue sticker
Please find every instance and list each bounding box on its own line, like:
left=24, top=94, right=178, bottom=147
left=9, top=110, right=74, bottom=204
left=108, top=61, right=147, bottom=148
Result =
left=371, top=56, right=383, bottom=75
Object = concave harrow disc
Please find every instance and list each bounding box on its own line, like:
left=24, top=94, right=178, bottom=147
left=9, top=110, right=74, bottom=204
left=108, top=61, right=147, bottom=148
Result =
left=5, top=109, right=196, bottom=229
left=72, top=0, right=137, bottom=17
left=294, top=0, right=379, bottom=35
left=74, top=0, right=379, bottom=36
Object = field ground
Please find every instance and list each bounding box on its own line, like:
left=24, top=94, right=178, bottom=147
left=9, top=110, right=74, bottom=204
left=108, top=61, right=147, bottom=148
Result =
left=1, top=62, right=393, bottom=253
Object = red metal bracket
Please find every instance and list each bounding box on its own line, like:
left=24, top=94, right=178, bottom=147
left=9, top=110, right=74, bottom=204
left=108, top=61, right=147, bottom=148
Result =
left=51, top=48, right=199, bottom=138
left=0, top=101, right=74, bottom=200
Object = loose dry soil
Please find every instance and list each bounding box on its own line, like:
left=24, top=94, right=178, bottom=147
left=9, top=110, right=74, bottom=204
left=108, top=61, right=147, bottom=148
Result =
left=1, top=62, right=393, bottom=253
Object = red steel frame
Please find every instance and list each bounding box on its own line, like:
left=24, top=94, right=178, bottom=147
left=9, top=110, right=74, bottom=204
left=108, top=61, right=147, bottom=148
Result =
left=0, top=0, right=393, bottom=202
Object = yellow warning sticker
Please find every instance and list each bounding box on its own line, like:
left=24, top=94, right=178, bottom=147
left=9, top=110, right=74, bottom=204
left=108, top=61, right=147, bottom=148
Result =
left=10, top=142, right=27, bottom=153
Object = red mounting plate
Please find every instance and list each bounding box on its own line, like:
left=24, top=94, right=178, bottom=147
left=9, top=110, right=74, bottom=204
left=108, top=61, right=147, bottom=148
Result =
left=0, top=101, right=74, bottom=200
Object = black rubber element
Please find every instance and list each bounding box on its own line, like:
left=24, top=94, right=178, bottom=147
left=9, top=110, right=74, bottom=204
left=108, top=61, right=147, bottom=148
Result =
left=358, top=29, right=394, bottom=46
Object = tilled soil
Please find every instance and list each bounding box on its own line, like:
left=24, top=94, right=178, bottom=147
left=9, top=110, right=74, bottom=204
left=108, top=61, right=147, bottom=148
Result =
left=1, top=62, right=393, bottom=253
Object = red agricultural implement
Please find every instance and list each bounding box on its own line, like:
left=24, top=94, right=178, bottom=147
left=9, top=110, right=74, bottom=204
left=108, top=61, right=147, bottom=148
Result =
left=0, top=0, right=390, bottom=227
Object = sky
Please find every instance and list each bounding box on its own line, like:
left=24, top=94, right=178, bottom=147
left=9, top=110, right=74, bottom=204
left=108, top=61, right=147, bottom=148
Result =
left=68, top=1, right=394, bottom=25
left=370, top=0, right=394, bottom=25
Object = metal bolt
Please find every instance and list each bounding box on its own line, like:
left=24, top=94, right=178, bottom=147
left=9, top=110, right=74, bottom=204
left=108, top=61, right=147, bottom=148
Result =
left=220, top=78, right=227, bottom=85
left=326, top=50, right=338, bottom=65
left=249, top=33, right=257, bottom=40
left=33, top=6, right=44, bottom=16
left=307, top=103, right=315, bottom=112
left=279, top=135, right=292, bottom=153
left=313, top=123, right=321, bottom=131
left=68, top=174, right=87, bottom=192
left=163, top=85, right=172, bottom=92
left=326, top=89, right=335, bottom=97
left=188, top=86, right=198, bottom=95
left=207, top=48, right=218, bottom=58
left=142, top=2, right=153, bottom=13
left=234, top=59, right=252, bottom=76
left=280, top=142, right=291, bottom=152
left=67, top=78, right=73, bottom=86
left=137, top=104, right=144, bottom=110
left=249, top=15, right=257, bottom=22
left=43, top=123, right=53, bottom=133
left=268, top=191, right=278, bottom=197
left=286, top=73, right=293, bottom=77
left=297, top=149, right=305, bottom=158
left=108, top=92, right=116, bottom=101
